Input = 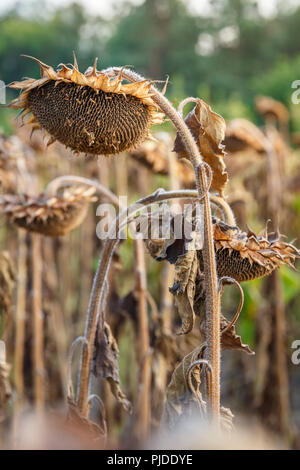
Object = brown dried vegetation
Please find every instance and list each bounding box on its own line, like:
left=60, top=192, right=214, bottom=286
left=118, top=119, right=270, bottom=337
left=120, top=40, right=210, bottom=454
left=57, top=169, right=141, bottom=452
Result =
left=0, top=59, right=299, bottom=450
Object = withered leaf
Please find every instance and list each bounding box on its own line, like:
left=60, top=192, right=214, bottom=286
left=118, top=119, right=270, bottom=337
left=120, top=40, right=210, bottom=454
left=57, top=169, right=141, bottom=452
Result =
left=220, top=406, right=234, bottom=433
left=164, top=344, right=234, bottom=432
left=169, top=250, right=198, bottom=334
left=67, top=397, right=106, bottom=442
left=199, top=315, right=254, bottom=355
left=174, top=99, right=227, bottom=196
left=164, top=344, right=207, bottom=428
left=220, top=315, right=255, bottom=355
left=93, top=321, right=131, bottom=412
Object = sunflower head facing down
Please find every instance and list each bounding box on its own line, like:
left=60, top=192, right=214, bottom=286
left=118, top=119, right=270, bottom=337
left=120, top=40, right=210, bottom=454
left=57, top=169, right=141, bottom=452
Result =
left=144, top=211, right=300, bottom=284
left=9, top=55, right=164, bottom=156
left=0, top=186, right=97, bottom=237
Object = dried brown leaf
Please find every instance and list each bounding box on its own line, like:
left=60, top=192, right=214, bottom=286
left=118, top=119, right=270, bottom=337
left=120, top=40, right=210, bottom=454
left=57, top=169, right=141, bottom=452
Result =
left=164, top=343, right=235, bottom=432
left=220, top=315, right=255, bottom=355
left=174, top=99, right=227, bottom=195
left=199, top=314, right=254, bottom=355
left=164, top=344, right=206, bottom=427
left=220, top=406, right=234, bottom=433
left=67, top=397, right=106, bottom=442
left=169, top=250, right=198, bottom=334
left=93, top=321, right=131, bottom=412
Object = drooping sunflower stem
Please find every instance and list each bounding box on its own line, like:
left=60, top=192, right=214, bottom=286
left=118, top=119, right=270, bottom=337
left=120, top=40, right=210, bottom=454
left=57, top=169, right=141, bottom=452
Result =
left=13, top=229, right=28, bottom=439
left=31, top=232, right=45, bottom=415
left=45, top=175, right=120, bottom=206
left=45, top=183, right=212, bottom=418
left=77, top=188, right=224, bottom=417
left=133, top=235, right=151, bottom=441
left=77, top=66, right=222, bottom=421
left=108, top=67, right=220, bottom=419
left=196, top=163, right=220, bottom=420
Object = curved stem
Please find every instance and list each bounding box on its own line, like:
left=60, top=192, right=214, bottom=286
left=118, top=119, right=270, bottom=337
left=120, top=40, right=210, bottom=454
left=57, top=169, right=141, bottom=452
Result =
left=67, top=336, right=88, bottom=400
left=77, top=188, right=222, bottom=415
left=45, top=175, right=120, bottom=207
left=178, top=97, right=200, bottom=117
left=219, top=277, right=244, bottom=334
left=47, top=175, right=233, bottom=225
left=88, top=394, right=107, bottom=437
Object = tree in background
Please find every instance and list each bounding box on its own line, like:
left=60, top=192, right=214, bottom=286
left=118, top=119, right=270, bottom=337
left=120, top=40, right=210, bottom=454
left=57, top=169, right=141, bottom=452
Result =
left=1, top=0, right=300, bottom=128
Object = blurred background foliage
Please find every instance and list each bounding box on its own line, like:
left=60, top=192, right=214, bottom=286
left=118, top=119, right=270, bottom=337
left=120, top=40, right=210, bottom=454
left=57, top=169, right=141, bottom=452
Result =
left=1, top=0, right=300, bottom=130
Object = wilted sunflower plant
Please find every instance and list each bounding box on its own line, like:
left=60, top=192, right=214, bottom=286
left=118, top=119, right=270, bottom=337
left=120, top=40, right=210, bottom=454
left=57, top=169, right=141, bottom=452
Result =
left=7, top=55, right=299, bottom=442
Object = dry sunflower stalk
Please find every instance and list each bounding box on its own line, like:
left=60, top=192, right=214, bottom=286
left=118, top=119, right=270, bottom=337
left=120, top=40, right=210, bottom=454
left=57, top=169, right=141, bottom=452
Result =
left=9, top=55, right=164, bottom=156
left=0, top=185, right=97, bottom=236
left=0, top=251, right=15, bottom=324
left=8, top=54, right=297, bottom=440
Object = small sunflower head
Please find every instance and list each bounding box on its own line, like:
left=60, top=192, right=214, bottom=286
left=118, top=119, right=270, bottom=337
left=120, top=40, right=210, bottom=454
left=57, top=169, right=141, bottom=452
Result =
left=9, top=55, right=164, bottom=156
left=255, top=95, right=289, bottom=124
left=224, top=118, right=267, bottom=154
left=212, top=220, right=299, bottom=282
left=0, top=186, right=96, bottom=236
left=144, top=212, right=299, bottom=283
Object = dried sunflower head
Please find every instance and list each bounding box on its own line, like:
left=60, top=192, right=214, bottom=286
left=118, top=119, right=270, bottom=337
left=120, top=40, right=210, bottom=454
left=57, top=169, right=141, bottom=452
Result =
left=9, top=55, right=164, bottom=156
left=0, top=186, right=96, bottom=236
left=145, top=211, right=299, bottom=283
left=224, top=118, right=267, bottom=154
left=255, top=95, right=289, bottom=124
left=211, top=220, right=299, bottom=282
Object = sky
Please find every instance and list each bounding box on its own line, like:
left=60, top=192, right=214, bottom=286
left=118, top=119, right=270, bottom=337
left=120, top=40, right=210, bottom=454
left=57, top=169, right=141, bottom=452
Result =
left=1, top=0, right=300, bottom=19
